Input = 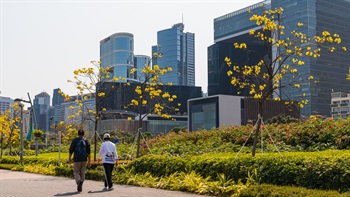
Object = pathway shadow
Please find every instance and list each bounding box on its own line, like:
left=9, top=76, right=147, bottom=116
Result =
left=54, top=191, right=81, bottom=196
left=87, top=188, right=110, bottom=193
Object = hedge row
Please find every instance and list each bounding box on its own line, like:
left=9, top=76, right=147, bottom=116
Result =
left=128, top=150, right=350, bottom=192
left=239, top=184, right=350, bottom=197
left=147, top=118, right=350, bottom=155
left=0, top=155, right=104, bottom=181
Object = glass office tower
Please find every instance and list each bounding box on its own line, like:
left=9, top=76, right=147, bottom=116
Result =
left=100, top=33, right=135, bottom=82
left=153, top=23, right=195, bottom=86
left=33, top=91, right=50, bottom=132
left=134, top=55, right=150, bottom=82
left=208, top=0, right=350, bottom=117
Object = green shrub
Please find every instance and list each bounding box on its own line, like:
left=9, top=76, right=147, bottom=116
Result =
left=239, top=184, right=348, bottom=197
left=147, top=118, right=350, bottom=154
left=129, top=151, right=350, bottom=192
left=128, top=154, right=188, bottom=176
left=0, top=163, right=18, bottom=170
left=54, top=165, right=73, bottom=177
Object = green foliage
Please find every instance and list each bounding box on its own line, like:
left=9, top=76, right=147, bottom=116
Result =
left=129, top=154, right=188, bottom=176
left=1, top=117, right=350, bottom=195
left=169, top=127, right=188, bottom=134
left=148, top=118, right=350, bottom=155
left=104, top=129, right=134, bottom=143
left=33, top=129, right=44, bottom=137
left=114, top=167, right=247, bottom=196
left=127, top=151, right=350, bottom=192
left=238, top=184, right=349, bottom=197
left=265, top=115, right=299, bottom=124
left=0, top=163, right=17, bottom=170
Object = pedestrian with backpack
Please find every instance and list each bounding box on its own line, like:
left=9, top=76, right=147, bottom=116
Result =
left=69, top=129, right=91, bottom=192
left=98, top=133, right=118, bottom=191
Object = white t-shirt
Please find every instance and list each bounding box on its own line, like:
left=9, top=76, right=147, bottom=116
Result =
left=98, top=141, right=118, bottom=164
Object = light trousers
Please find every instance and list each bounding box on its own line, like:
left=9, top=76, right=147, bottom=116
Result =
left=73, top=161, right=87, bottom=184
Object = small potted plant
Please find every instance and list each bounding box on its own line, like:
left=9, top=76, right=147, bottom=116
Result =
left=33, top=130, right=44, bottom=138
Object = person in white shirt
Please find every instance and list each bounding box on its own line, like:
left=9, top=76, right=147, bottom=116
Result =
left=98, top=133, right=118, bottom=190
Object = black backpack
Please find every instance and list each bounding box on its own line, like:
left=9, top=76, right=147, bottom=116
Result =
left=74, top=138, right=87, bottom=160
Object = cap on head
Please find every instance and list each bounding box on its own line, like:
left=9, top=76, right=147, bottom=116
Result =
left=78, top=129, right=84, bottom=136
left=103, top=133, right=110, bottom=140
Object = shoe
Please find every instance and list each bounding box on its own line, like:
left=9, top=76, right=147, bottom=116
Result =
left=77, top=180, right=82, bottom=192
left=108, top=187, right=114, bottom=191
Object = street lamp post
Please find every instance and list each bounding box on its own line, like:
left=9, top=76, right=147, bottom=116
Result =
left=14, top=98, right=32, bottom=164
left=18, top=103, right=24, bottom=163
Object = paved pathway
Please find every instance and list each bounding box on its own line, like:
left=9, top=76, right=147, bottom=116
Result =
left=0, top=169, right=210, bottom=197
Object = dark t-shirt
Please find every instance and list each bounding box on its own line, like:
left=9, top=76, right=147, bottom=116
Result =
left=69, top=136, right=91, bottom=162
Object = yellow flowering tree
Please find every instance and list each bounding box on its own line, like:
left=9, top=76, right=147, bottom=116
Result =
left=62, top=60, right=119, bottom=160
left=225, top=7, right=347, bottom=156
left=127, top=51, right=179, bottom=158
left=0, top=103, right=21, bottom=156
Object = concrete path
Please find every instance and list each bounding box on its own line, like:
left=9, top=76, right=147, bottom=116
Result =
left=0, top=169, right=210, bottom=197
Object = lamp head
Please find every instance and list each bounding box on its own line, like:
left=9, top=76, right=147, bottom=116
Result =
left=14, top=98, right=31, bottom=103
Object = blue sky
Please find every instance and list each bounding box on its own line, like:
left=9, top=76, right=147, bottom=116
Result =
left=1, top=0, right=261, bottom=106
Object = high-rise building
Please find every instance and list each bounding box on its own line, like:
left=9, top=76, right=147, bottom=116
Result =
left=100, top=32, right=136, bottom=83
left=33, top=92, right=50, bottom=133
left=134, top=55, right=151, bottom=82
left=153, top=23, right=195, bottom=86
left=330, top=92, right=350, bottom=119
left=52, top=88, right=64, bottom=107
left=0, top=96, right=13, bottom=114
left=208, top=0, right=350, bottom=117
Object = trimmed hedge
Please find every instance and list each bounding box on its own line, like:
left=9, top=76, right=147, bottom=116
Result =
left=239, top=184, right=350, bottom=197
left=147, top=118, right=350, bottom=155
left=128, top=150, right=350, bottom=192
left=0, top=155, right=104, bottom=181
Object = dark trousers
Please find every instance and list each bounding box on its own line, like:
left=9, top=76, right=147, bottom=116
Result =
left=103, top=163, right=114, bottom=188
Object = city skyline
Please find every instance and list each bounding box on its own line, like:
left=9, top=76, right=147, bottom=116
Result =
left=1, top=0, right=261, bottom=106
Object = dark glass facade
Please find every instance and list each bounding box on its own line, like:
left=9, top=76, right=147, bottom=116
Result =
left=52, top=88, right=64, bottom=107
left=33, top=92, right=50, bottom=132
left=209, top=0, right=350, bottom=117
left=208, top=34, right=271, bottom=96
left=152, top=23, right=195, bottom=86
left=188, top=95, right=299, bottom=132
left=189, top=97, right=219, bottom=131
left=100, top=33, right=135, bottom=82
left=96, top=82, right=202, bottom=119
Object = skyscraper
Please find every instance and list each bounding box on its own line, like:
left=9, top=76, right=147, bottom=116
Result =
left=33, top=91, right=50, bottom=133
left=100, top=33, right=136, bottom=83
left=0, top=96, right=13, bottom=114
left=134, top=55, right=151, bottom=82
left=153, top=23, right=195, bottom=86
left=208, top=0, right=350, bottom=117
left=52, top=88, right=64, bottom=107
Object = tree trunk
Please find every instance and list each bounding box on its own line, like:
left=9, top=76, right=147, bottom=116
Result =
left=136, top=85, right=145, bottom=158
left=252, top=101, right=263, bottom=156
left=136, top=113, right=142, bottom=158
left=94, top=118, right=98, bottom=161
